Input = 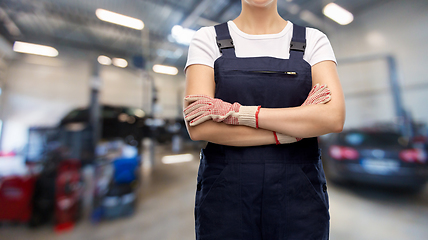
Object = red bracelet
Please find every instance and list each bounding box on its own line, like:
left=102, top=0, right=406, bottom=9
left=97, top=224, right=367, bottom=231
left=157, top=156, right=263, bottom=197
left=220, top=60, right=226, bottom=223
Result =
left=273, top=131, right=280, bottom=145
left=255, top=105, right=261, bottom=129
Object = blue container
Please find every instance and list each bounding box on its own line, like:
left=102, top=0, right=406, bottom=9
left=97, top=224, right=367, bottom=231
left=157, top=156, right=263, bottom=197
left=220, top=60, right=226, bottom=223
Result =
left=113, top=157, right=140, bottom=184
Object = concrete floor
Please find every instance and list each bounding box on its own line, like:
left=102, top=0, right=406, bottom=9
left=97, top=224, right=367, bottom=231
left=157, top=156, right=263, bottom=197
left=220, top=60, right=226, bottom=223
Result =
left=1, top=144, right=428, bottom=240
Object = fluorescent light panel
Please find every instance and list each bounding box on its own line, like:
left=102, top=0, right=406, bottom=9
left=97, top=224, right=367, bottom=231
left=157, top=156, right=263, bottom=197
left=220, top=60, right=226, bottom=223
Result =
left=171, top=25, right=196, bottom=45
left=153, top=64, right=178, bottom=75
left=112, top=58, right=128, bottom=68
left=323, top=3, right=354, bottom=25
left=96, top=9, right=144, bottom=30
left=97, top=55, right=111, bottom=65
left=13, top=41, right=58, bottom=57
left=162, top=154, right=194, bottom=164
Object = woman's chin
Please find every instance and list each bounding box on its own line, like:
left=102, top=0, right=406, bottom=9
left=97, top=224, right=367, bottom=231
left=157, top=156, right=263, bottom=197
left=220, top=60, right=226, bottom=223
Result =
left=244, top=0, right=276, bottom=8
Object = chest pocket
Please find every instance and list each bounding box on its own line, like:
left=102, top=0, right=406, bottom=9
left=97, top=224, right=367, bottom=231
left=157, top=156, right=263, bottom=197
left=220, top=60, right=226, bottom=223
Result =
left=215, top=68, right=312, bottom=108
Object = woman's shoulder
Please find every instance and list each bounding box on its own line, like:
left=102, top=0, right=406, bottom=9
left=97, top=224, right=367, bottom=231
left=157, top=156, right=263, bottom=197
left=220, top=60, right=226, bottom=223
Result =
left=185, top=25, right=220, bottom=71
left=189, top=25, right=219, bottom=57
left=190, top=25, right=219, bottom=53
left=193, top=25, right=217, bottom=42
left=301, top=25, right=336, bottom=66
left=305, top=26, right=329, bottom=41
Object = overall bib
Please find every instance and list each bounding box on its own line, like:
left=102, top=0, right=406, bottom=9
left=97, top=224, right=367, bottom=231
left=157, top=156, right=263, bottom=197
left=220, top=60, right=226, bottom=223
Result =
left=194, top=22, right=330, bottom=240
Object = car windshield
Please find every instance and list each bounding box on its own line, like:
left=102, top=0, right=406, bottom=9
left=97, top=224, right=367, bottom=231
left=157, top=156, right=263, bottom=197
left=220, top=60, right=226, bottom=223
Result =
left=340, top=132, right=410, bottom=148
left=63, top=109, right=88, bottom=120
left=102, top=107, right=119, bottom=118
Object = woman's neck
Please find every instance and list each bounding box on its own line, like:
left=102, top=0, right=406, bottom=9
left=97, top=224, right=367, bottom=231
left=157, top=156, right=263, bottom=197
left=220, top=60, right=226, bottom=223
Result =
left=233, top=2, right=287, bottom=35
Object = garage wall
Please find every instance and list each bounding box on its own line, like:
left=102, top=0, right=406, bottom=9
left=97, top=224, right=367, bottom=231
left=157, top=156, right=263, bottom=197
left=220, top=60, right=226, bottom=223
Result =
left=1, top=51, right=185, bottom=152
left=1, top=54, right=91, bottom=151
left=150, top=72, right=185, bottom=119
left=327, top=0, right=428, bottom=129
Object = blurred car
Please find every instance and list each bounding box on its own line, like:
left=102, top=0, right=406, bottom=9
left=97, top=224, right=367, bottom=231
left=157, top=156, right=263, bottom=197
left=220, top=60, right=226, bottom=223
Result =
left=155, top=118, right=191, bottom=144
left=60, top=105, right=150, bottom=148
left=320, top=129, right=428, bottom=191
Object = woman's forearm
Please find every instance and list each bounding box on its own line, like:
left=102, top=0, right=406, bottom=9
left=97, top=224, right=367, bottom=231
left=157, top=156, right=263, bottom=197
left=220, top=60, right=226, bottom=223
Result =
left=257, top=61, right=345, bottom=138
left=183, top=61, right=345, bottom=145
left=258, top=103, right=345, bottom=138
left=186, top=120, right=276, bottom=147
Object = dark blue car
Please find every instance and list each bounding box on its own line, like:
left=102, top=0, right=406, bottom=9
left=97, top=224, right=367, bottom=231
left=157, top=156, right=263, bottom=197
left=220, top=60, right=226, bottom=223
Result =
left=320, top=129, right=428, bottom=191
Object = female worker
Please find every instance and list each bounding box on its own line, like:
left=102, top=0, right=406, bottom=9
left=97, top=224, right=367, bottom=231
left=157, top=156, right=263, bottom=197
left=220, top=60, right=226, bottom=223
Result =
left=183, top=0, right=345, bottom=239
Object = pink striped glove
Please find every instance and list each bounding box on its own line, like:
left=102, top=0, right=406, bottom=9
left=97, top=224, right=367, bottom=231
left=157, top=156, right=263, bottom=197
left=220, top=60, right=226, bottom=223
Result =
left=184, top=95, right=261, bottom=128
left=301, top=83, right=332, bottom=106
left=274, top=83, right=332, bottom=144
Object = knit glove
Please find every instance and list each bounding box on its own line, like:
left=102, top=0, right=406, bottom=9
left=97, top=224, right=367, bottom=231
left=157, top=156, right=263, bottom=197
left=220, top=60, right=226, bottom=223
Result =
left=274, top=83, right=332, bottom=144
left=184, top=95, right=261, bottom=128
left=301, top=83, right=332, bottom=105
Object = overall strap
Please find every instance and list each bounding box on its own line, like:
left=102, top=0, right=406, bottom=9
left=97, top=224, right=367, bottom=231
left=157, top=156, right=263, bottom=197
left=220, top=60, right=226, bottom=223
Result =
left=289, top=24, right=306, bottom=60
left=214, top=22, right=236, bottom=57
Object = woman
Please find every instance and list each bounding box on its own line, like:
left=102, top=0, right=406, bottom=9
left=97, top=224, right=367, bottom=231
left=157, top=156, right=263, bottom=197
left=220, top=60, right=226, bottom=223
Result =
left=183, top=0, right=345, bottom=239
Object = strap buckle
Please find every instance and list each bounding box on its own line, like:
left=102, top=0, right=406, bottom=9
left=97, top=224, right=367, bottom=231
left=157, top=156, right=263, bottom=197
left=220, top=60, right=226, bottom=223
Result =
left=216, top=38, right=234, bottom=53
left=290, top=41, right=306, bottom=52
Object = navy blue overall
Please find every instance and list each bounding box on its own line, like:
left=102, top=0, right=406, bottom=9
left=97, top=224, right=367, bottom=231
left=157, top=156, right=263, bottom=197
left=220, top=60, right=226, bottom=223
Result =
left=194, top=22, right=330, bottom=240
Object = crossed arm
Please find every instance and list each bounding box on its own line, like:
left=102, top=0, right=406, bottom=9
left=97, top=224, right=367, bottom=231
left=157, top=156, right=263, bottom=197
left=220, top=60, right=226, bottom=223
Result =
left=183, top=60, right=345, bottom=147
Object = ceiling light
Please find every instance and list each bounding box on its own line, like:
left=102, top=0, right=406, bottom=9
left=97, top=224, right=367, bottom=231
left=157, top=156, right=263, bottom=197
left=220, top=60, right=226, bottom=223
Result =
left=152, top=64, right=178, bottom=75
left=171, top=25, right=196, bottom=45
left=98, top=55, right=111, bottom=65
left=162, top=154, right=193, bottom=164
left=112, top=58, right=128, bottom=68
left=95, top=9, right=144, bottom=30
left=13, top=41, right=58, bottom=57
left=323, top=3, right=354, bottom=25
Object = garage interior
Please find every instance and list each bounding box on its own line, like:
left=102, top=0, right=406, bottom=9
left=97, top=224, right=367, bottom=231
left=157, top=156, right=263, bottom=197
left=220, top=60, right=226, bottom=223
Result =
left=0, top=0, right=428, bottom=240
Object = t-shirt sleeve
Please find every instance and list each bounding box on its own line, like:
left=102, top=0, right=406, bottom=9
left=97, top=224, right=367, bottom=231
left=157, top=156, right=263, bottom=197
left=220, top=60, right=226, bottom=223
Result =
left=184, top=26, right=220, bottom=73
left=304, top=28, right=337, bottom=66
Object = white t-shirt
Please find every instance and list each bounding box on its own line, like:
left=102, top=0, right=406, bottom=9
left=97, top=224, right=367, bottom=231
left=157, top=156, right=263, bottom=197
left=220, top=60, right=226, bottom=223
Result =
left=185, top=21, right=336, bottom=72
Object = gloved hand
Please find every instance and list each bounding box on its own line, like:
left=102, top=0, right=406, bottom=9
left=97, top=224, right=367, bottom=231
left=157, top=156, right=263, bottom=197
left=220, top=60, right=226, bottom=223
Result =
left=301, top=83, right=332, bottom=106
left=183, top=83, right=331, bottom=142
left=274, top=83, right=332, bottom=144
left=183, top=95, right=261, bottom=128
